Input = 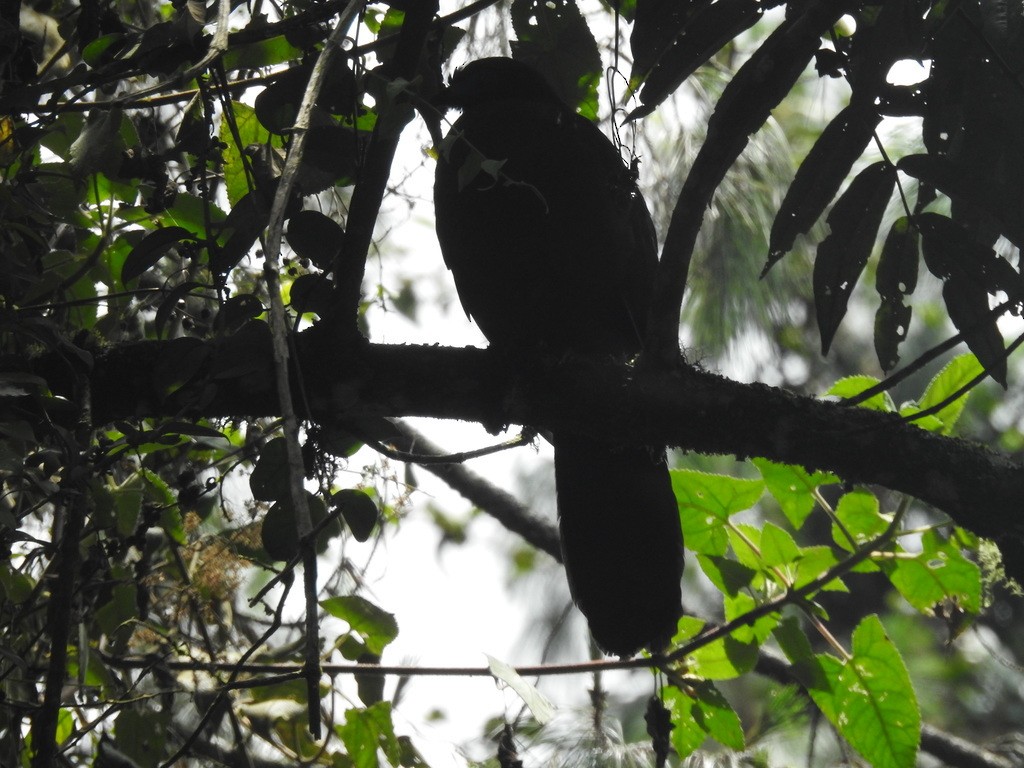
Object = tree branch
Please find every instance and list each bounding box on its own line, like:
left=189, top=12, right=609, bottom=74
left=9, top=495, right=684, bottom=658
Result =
left=44, top=335, right=1024, bottom=552
left=387, top=420, right=562, bottom=560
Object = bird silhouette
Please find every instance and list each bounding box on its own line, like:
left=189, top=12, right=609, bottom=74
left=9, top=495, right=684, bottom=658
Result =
left=433, top=57, right=684, bottom=656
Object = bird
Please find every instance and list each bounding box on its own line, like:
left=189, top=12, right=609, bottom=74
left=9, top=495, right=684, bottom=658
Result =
left=433, top=57, right=684, bottom=657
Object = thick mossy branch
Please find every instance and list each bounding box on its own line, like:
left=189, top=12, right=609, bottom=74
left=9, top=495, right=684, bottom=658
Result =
left=39, top=328, right=1023, bottom=548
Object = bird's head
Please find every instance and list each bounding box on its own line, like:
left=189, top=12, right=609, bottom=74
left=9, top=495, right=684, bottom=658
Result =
left=435, top=57, right=564, bottom=110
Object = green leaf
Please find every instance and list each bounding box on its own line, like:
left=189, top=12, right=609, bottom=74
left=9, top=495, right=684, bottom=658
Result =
left=723, top=592, right=777, bottom=644
left=630, top=0, right=761, bottom=120
left=485, top=654, right=556, bottom=724
left=793, top=545, right=848, bottom=590
left=833, top=491, right=889, bottom=551
left=321, top=595, right=398, bottom=655
left=807, top=652, right=845, bottom=725
left=696, top=554, right=756, bottom=597
left=260, top=492, right=336, bottom=561
left=760, top=522, right=800, bottom=567
left=727, top=523, right=764, bottom=572
left=671, top=469, right=764, bottom=556
left=689, top=633, right=759, bottom=679
left=95, top=581, right=137, bottom=648
left=111, top=474, right=144, bottom=537
left=887, top=529, right=981, bottom=614
left=336, top=703, right=401, bottom=768
left=663, top=685, right=705, bottom=759
left=690, top=680, right=745, bottom=751
left=666, top=680, right=745, bottom=753
left=673, top=614, right=707, bottom=645
left=221, top=35, right=304, bottom=74
left=836, top=616, right=921, bottom=768
left=0, top=565, right=34, bottom=604
left=826, top=375, right=896, bottom=412
left=775, top=619, right=837, bottom=715
left=753, top=458, right=837, bottom=529
left=220, top=102, right=271, bottom=206
left=913, top=353, right=985, bottom=435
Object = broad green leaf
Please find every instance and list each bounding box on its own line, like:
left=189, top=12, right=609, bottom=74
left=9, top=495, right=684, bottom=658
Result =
left=760, top=522, right=801, bottom=567
left=672, top=470, right=764, bottom=555
left=260, top=492, right=336, bottom=559
left=111, top=474, right=143, bottom=537
left=689, top=633, right=759, bottom=680
left=629, top=0, right=761, bottom=119
left=723, top=592, right=777, bottom=644
left=727, top=523, right=764, bottom=572
left=753, top=458, right=836, bottom=529
left=336, top=702, right=401, bottom=768
left=221, top=36, right=304, bottom=74
left=673, top=615, right=707, bottom=645
left=0, top=565, right=34, bottom=604
left=55, top=708, right=74, bottom=746
left=697, top=554, right=756, bottom=597
left=833, top=491, right=889, bottom=551
left=663, top=685, right=705, bottom=759
left=914, top=353, right=985, bottom=435
left=485, top=654, right=555, bottom=724
left=836, top=616, right=920, bottom=768
left=321, top=595, right=398, bottom=655
left=691, top=680, right=745, bottom=750
left=887, top=529, right=981, bottom=614
left=826, top=375, right=896, bottom=412
left=775, top=619, right=836, bottom=716
left=793, top=545, right=849, bottom=590
left=220, top=102, right=272, bottom=206
left=808, top=652, right=844, bottom=725
left=151, top=191, right=227, bottom=233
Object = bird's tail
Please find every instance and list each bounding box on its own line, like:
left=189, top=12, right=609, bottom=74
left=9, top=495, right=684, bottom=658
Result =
left=552, top=432, right=684, bottom=656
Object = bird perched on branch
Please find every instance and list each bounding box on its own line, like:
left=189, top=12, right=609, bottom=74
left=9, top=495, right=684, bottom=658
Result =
left=433, top=57, right=684, bottom=657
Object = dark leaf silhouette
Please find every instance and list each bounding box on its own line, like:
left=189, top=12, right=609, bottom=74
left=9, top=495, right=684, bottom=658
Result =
left=510, top=0, right=601, bottom=117
left=766, top=103, right=881, bottom=272
left=873, top=217, right=919, bottom=370
left=942, top=279, right=1007, bottom=387
left=121, top=226, right=197, bottom=284
left=814, top=162, right=895, bottom=354
left=917, top=213, right=1020, bottom=299
left=287, top=209, right=345, bottom=270
left=898, top=154, right=1024, bottom=249
left=629, top=0, right=762, bottom=120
